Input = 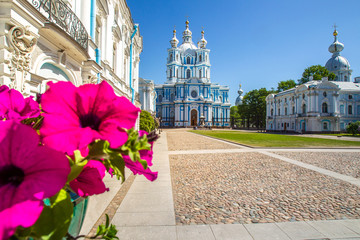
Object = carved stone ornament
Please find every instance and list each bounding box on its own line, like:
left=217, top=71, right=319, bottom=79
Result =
left=84, top=74, right=98, bottom=84
left=8, top=25, right=37, bottom=72
left=6, top=25, right=37, bottom=90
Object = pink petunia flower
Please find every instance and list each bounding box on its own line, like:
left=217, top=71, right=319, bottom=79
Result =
left=0, top=121, right=70, bottom=239
left=0, top=85, right=40, bottom=121
left=123, top=130, right=158, bottom=181
left=69, top=160, right=109, bottom=197
left=40, top=81, right=140, bottom=156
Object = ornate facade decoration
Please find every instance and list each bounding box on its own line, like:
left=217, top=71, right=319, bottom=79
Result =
left=155, top=21, right=231, bottom=127
left=6, top=25, right=37, bottom=90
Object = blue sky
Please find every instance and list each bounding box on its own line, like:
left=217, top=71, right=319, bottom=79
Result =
left=127, top=0, right=360, bottom=105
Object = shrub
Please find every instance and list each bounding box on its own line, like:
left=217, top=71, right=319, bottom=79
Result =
left=346, top=121, right=360, bottom=135
left=139, top=110, right=155, bottom=132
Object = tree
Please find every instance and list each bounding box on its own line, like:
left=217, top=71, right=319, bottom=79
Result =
left=298, top=65, right=336, bottom=84
left=346, top=121, right=360, bottom=136
left=242, top=88, right=274, bottom=129
left=277, top=80, right=296, bottom=92
left=230, top=106, right=242, bottom=128
left=139, top=110, right=155, bottom=132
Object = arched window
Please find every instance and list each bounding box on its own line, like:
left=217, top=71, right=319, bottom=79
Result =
left=348, top=105, right=353, bottom=115
left=199, top=55, right=202, bottom=62
left=285, top=107, right=287, bottom=115
left=158, top=95, right=163, bottom=102
left=39, top=63, right=70, bottom=82
left=278, top=108, right=280, bottom=115
left=292, top=106, right=295, bottom=114
left=323, top=122, right=328, bottom=130
left=176, top=54, right=179, bottom=61
left=186, top=57, right=191, bottom=64
left=199, top=69, right=202, bottom=78
left=322, top=102, right=328, bottom=113
left=176, top=68, right=179, bottom=77
left=302, top=104, right=306, bottom=114
left=271, top=109, right=274, bottom=116
left=186, top=69, right=191, bottom=79
left=169, top=68, right=172, bottom=77
left=170, top=53, right=173, bottom=61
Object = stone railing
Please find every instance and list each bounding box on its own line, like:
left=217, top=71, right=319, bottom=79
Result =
left=29, top=0, right=88, bottom=51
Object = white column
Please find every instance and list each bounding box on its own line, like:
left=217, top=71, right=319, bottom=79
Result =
left=80, top=0, right=91, bottom=35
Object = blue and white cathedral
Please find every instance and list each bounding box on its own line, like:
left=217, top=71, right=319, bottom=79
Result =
left=155, top=21, right=231, bottom=127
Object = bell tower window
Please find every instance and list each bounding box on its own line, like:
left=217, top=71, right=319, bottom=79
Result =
left=199, top=55, right=202, bottom=62
left=199, top=69, right=202, bottom=78
left=186, top=57, right=190, bottom=64
left=186, top=69, right=191, bottom=79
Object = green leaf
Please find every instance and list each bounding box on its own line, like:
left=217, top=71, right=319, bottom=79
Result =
left=14, top=225, right=32, bottom=239
left=105, top=152, right=125, bottom=183
left=138, top=158, right=148, bottom=170
left=88, top=140, right=111, bottom=159
left=105, top=214, right=109, bottom=228
left=67, top=150, right=88, bottom=182
left=31, top=189, right=73, bottom=240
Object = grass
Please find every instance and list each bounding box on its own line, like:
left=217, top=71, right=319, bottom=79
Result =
left=190, top=130, right=360, bottom=148
left=320, top=133, right=360, bottom=138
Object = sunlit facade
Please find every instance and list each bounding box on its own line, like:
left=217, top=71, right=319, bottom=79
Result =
left=155, top=21, right=230, bottom=127
left=0, top=0, right=142, bottom=107
left=266, top=29, right=360, bottom=133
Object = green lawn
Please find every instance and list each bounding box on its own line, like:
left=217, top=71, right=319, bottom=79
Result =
left=190, top=130, right=360, bottom=148
left=320, top=133, right=360, bottom=138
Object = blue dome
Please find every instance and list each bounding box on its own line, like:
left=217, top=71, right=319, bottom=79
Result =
left=325, top=54, right=350, bottom=72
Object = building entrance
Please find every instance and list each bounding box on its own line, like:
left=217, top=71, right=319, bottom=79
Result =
left=191, top=109, right=197, bottom=126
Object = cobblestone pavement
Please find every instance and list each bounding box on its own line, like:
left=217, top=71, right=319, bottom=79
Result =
left=166, top=130, right=240, bottom=151
left=272, top=152, right=360, bottom=178
left=167, top=130, right=360, bottom=226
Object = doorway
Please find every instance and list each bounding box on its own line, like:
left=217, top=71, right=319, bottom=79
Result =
left=191, top=109, right=197, bottom=126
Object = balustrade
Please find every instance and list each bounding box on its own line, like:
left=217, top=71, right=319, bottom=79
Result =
left=29, top=0, right=88, bottom=51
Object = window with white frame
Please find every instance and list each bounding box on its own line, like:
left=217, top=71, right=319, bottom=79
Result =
left=186, top=57, right=191, bottom=64
left=186, top=69, right=191, bottom=79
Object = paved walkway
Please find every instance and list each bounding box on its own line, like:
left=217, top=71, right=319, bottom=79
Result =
left=108, top=130, right=360, bottom=240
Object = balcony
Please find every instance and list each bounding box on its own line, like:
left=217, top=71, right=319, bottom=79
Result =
left=29, top=0, right=88, bottom=52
